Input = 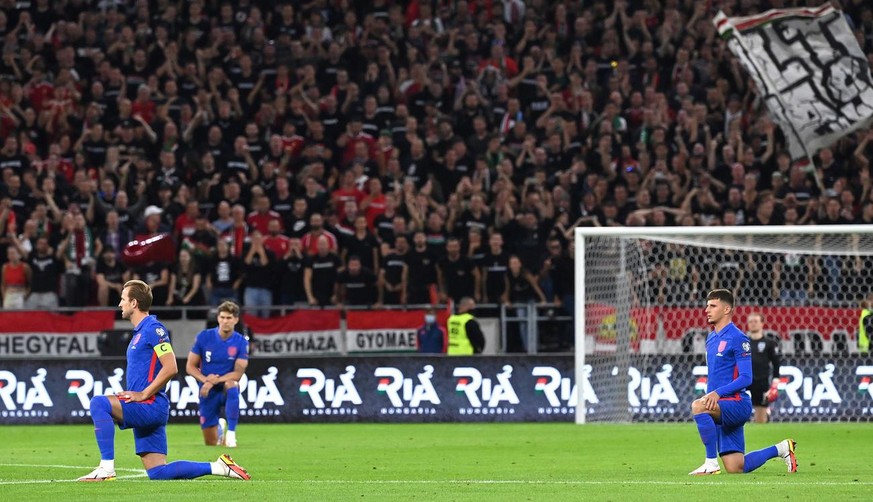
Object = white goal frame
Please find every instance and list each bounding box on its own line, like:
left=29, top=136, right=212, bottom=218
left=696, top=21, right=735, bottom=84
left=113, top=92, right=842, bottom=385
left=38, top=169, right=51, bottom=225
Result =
left=573, top=224, right=870, bottom=424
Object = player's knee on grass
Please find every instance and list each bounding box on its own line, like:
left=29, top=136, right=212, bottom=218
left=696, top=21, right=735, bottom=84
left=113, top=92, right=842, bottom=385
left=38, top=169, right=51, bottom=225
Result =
left=721, top=454, right=744, bottom=474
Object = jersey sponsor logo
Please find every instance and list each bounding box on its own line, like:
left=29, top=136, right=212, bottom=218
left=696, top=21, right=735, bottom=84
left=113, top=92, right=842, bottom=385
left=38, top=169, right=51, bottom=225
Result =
left=374, top=365, right=440, bottom=415
left=0, top=368, right=53, bottom=416
left=453, top=365, right=519, bottom=414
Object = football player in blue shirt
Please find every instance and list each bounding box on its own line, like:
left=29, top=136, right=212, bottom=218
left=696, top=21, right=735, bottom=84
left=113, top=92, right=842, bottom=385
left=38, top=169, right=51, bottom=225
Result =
left=78, top=280, right=251, bottom=482
left=186, top=301, right=249, bottom=447
left=689, top=289, right=797, bottom=475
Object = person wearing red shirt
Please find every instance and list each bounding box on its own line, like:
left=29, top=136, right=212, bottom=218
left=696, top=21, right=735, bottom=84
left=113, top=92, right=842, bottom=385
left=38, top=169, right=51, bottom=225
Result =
left=330, top=169, right=365, bottom=222
left=360, top=177, right=387, bottom=231
left=263, top=219, right=291, bottom=258
left=246, top=195, right=283, bottom=236
left=174, top=200, right=200, bottom=243
left=336, top=116, right=376, bottom=168
left=300, top=213, right=338, bottom=256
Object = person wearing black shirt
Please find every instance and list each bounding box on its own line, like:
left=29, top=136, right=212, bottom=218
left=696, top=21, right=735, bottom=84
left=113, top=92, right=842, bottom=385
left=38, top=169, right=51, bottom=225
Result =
left=479, top=232, right=510, bottom=305
left=133, top=261, right=170, bottom=307
left=341, top=215, right=380, bottom=273
left=503, top=254, right=547, bottom=353
left=25, top=236, right=62, bottom=309
left=407, top=231, right=438, bottom=305
left=206, top=239, right=242, bottom=306
left=304, top=234, right=341, bottom=307
left=746, top=312, right=781, bottom=424
left=242, top=231, right=276, bottom=318
left=380, top=234, right=409, bottom=305
left=437, top=237, right=480, bottom=304
left=95, top=247, right=129, bottom=307
left=337, top=256, right=379, bottom=307
left=747, top=313, right=781, bottom=424
left=278, top=238, right=306, bottom=305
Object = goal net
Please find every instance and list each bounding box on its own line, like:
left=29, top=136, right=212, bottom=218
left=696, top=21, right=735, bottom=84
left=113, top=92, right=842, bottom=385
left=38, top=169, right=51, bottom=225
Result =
left=573, top=225, right=873, bottom=424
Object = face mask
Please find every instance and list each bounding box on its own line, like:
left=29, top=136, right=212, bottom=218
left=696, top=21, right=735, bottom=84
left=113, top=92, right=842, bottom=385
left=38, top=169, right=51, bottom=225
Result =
left=424, top=314, right=436, bottom=324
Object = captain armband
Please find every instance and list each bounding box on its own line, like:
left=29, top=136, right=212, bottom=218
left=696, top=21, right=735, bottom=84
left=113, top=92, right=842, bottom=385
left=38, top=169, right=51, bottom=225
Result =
left=154, top=342, right=174, bottom=356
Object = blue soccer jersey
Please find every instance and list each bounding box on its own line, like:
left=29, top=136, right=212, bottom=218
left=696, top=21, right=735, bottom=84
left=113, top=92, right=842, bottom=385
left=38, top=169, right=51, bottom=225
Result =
left=191, top=328, right=249, bottom=378
left=126, top=314, right=173, bottom=401
left=705, top=321, right=753, bottom=400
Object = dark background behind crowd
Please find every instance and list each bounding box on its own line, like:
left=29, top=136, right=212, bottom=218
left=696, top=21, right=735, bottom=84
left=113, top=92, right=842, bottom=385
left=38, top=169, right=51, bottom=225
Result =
left=0, top=0, right=871, bottom=317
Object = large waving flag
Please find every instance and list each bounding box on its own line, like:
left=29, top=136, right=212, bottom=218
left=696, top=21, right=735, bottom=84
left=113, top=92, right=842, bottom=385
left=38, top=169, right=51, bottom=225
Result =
left=714, top=4, right=873, bottom=164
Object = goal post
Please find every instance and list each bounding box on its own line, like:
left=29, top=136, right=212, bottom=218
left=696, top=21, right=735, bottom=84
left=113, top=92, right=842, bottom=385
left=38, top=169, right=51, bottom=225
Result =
left=574, top=224, right=873, bottom=425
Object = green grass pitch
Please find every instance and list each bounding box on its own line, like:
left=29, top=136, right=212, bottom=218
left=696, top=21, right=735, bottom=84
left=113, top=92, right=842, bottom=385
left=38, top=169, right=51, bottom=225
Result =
left=1, top=423, right=870, bottom=501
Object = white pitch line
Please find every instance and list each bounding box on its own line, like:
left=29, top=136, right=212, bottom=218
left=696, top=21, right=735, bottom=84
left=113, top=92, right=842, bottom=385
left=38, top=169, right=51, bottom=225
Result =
left=0, top=478, right=870, bottom=487
left=0, top=474, right=149, bottom=485
left=0, top=463, right=145, bottom=473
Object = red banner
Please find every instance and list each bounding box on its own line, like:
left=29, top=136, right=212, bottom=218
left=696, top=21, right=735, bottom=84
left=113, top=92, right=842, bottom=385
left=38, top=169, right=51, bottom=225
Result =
left=0, top=311, right=115, bottom=333
left=586, top=305, right=858, bottom=345
left=243, top=311, right=342, bottom=357
left=0, top=311, right=116, bottom=358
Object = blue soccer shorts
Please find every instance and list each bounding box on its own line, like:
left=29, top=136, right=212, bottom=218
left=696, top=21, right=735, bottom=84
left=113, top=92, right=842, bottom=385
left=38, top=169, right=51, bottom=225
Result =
left=119, top=395, right=170, bottom=456
left=716, top=397, right=752, bottom=455
left=199, top=384, right=227, bottom=429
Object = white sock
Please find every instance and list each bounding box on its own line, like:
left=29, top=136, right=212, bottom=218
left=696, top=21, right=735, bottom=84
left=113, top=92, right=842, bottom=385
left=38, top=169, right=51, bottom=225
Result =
left=210, top=461, right=228, bottom=476
left=776, top=441, right=788, bottom=457
left=226, top=430, right=236, bottom=443
left=705, top=458, right=719, bottom=468
left=99, top=459, right=115, bottom=471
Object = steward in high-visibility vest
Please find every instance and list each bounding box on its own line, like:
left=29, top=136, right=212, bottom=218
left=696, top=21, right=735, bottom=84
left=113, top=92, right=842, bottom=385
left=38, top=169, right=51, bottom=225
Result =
left=860, top=304, right=872, bottom=354
left=446, top=297, right=485, bottom=355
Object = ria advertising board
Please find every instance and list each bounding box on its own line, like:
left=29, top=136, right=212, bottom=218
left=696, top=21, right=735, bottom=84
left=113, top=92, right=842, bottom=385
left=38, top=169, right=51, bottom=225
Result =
left=2, top=355, right=872, bottom=424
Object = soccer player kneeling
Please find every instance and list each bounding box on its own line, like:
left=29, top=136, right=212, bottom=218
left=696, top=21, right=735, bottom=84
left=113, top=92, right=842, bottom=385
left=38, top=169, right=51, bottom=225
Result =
left=78, top=280, right=251, bottom=482
left=186, top=301, right=249, bottom=448
left=689, top=289, right=797, bottom=475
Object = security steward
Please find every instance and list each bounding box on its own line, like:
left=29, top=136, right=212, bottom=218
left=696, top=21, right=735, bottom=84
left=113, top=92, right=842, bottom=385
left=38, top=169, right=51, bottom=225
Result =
left=446, top=297, right=486, bottom=355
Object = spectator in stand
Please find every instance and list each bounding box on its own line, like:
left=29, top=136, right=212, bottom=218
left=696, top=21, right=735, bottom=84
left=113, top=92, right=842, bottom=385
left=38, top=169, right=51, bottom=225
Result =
left=380, top=233, right=410, bottom=306
left=1, top=246, right=30, bottom=309
left=304, top=234, right=341, bottom=307
left=168, top=248, right=205, bottom=316
left=337, top=255, right=379, bottom=308
left=278, top=237, right=306, bottom=306
left=0, top=0, right=869, bottom=320
left=479, top=231, right=510, bottom=305
left=206, top=239, right=242, bottom=307
left=26, top=236, right=62, bottom=309
left=301, top=212, right=338, bottom=256
left=438, top=237, right=480, bottom=304
left=56, top=212, right=96, bottom=307
left=246, top=194, right=283, bottom=236
left=95, top=247, right=129, bottom=308
left=242, top=231, right=276, bottom=318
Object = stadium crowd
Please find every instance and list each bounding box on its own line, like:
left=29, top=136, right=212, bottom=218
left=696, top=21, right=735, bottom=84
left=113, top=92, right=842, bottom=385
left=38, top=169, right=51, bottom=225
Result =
left=0, top=0, right=872, bottom=315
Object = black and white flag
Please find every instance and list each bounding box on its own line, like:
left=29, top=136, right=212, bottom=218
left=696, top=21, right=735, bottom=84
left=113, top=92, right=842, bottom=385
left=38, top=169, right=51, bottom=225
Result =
left=715, top=4, right=873, bottom=163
